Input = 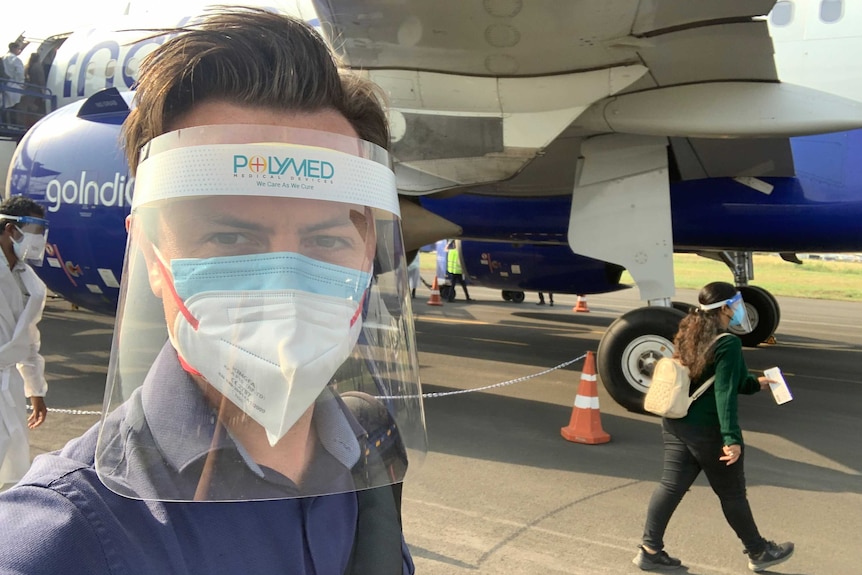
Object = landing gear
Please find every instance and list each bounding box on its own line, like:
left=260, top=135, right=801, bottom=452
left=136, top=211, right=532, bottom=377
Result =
left=597, top=306, right=686, bottom=413
left=501, top=290, right=525, bottom=303
left=714, top=251, right=782, bottom=346
left=731, top=285, right=780, bottom=347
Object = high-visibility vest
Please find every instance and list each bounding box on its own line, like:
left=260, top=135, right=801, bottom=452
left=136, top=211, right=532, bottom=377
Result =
left=447, top=248, right=462, bottom=274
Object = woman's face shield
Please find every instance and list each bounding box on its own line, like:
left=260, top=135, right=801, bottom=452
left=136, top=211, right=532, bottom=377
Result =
left=96, top=125, right=426, bottom=502
left=726, top=292, right=754, bottom=334
left=2, top=214, right=49, bottom=265
left=702, top=291, right=753, bottom=333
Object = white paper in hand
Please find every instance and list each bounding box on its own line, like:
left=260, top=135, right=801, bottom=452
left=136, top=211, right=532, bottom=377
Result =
left=763, top=367, right=793, bottom=405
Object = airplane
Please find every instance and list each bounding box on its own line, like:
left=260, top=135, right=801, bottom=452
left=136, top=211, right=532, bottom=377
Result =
left=4, top=0, right=862, bottom=413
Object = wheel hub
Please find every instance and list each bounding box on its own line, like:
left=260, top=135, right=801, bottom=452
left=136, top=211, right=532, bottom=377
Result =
left=621, top=335, right=673, bottom=393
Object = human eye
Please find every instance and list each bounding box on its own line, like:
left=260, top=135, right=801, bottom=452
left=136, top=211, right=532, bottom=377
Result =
left=304, top=235, right=353, bottom=250
left=194, top=230, right=260, bottom=257
left=208, top=232, right=251, bottom=246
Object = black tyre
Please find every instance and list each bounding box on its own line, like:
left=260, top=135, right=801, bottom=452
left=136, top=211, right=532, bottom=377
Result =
left=730, top=286, right=779, bottom=347
left=671, top=301, right=696, bottom=315
left=597, top=306, right=686, bottom=413
left=510, top=291, right=525, bottom=303
left=501, top=291, right=513, bottom=302
left=743, top=285, right=780, bottom=335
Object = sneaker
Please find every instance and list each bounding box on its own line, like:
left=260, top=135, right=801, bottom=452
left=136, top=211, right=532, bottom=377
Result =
left=745, top=540, right=794, bottom=572
left=632, top=546, right=682, bottom=571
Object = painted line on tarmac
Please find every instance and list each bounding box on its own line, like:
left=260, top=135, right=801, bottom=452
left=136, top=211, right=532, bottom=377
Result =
left=417, top=316, right=490, bottom=326
left=405, top=489, right=744, bottom=575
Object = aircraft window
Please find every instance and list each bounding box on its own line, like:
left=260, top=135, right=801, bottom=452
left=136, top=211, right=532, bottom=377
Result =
left=65, top=64, right=76, bottom=83
left=87, top=61, right=97, bottom=80
left=105, top=60, right=116, bottom=80
left=771, top=1, right=793, bottom=26
left=820, top=0, right=843, bottom=22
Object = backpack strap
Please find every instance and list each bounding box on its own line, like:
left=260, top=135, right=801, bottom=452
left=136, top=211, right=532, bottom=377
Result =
left=689, top=333, right=735, bottom=401
left=340, top=391, right=409, bottom=575
left=346, top=486, right=404, bottom=575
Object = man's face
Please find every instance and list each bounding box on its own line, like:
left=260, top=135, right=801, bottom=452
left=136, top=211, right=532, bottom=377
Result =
left=140, top=101, right=372, bottom=334
left=1, top=211, right=46, bottom=249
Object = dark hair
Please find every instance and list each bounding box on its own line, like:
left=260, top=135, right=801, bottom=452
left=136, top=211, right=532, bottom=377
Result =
left=0, top=196, right=45, bottom=231
left=123, top=7, right=389, bottom=173
left=672, top=281, right=737, bottom=379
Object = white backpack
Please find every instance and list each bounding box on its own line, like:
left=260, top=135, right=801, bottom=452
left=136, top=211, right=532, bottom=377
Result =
left=643, top=333, right=733, bottom=418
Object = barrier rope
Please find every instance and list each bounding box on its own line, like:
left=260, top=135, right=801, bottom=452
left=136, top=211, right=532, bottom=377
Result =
left=27, top=353, right=587, bottom=414
left=27, top=406, right=103, bottom=416
left=378, top=353, right=587, bottom=400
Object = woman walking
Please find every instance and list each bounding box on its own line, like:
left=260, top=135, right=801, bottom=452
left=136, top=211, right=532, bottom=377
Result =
left=633, top=282, right=794, bottom=572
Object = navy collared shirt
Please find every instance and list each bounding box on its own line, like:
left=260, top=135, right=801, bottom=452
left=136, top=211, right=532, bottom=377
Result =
left=0, top=344, right=413, bottom=574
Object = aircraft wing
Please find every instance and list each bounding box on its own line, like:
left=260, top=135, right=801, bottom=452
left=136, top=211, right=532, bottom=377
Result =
left=313, top=0, right=862, bottom=195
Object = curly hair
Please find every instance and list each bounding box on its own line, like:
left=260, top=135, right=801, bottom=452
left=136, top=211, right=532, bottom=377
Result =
left=0, top=196, right=45, bottom=229
left=672, top=281, right=737, bottom=380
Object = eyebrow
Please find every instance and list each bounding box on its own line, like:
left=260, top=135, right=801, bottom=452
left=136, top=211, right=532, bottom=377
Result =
left=300, top=213, right=365, bottom=237
left=205, top=215, right=273, bottom=234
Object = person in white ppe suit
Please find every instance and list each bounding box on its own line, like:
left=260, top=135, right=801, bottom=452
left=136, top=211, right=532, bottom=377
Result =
left=0, top=196, right=49, bottom=487
left=2, top=41, right=26, bottom=112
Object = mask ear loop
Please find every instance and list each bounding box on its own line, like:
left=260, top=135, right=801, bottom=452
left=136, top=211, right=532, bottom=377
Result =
left=151, top=247, right=200, bottom=331
left=150, top=246, right=203, bottom=378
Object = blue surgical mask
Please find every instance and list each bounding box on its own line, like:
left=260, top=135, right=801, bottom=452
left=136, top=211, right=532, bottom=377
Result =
left=729, top=303, right=746, bottom=327
left=169, top=251, right=372, bottom=301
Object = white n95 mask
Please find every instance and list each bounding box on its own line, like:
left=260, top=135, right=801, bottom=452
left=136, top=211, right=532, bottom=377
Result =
left=161, top=250, right=372, bottom=446
left=12, top=231, right=46, bottom=263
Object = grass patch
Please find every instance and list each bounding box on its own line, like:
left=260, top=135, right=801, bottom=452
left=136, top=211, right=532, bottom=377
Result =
left=622, top=254, right=862, bottom=302
left=420, top=251, right=862, bottom=302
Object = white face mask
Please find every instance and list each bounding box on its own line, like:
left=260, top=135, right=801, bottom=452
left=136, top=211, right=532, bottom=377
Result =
left=12, top=229, right=47, bottom=263
left=173, top=291, right=365, bottom=446
left=159, top=251, right=371, bottom=446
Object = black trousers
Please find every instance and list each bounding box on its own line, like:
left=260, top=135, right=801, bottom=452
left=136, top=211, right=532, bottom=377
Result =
left=641, top=418, right=766, bottom=554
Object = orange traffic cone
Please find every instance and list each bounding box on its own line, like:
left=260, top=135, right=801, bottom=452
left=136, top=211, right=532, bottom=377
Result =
left=427, top=277, right=444, bottom=306
left=573, top=295, right=590, bottom=313
left=561, top=351, right=610, bottom=444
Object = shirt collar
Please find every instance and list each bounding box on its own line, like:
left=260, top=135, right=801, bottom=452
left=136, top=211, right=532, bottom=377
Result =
left=141, top=343, right=363, bottom=477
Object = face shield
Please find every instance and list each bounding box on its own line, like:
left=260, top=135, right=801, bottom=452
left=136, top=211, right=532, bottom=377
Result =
left=700, top=291, right=753, bottom=333
left=96, top=125, right=426, bottom=502
left=2, top=214, right=49, bottom=266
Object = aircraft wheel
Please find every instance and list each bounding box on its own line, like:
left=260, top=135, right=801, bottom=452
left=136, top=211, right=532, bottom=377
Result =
left=671, top=301, right=696, bottom=315
left=510, top=291, right=525, bottom=303
left=501, top=291, right=513, bottom=302
left=730, top=286, right=779, bottom=347
left=743, top=285, right=781, bottom=334
left=597, top=306, right=686, bottom=413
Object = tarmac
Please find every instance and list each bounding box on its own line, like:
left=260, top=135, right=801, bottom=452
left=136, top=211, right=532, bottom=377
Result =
left=22, top=287, right=862, bottom=574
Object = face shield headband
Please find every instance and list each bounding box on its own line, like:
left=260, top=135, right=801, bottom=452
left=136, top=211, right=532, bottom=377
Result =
left=96, top=124, right=426, bottom=502
left=699, top=291, right=743, bottom=312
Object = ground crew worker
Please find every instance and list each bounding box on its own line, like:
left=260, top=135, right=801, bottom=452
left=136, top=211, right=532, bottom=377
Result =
left=446, top=240, right=472, bottom=302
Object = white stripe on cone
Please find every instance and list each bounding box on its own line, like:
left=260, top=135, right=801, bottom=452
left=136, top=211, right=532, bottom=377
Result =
left=574, top=395, right=600, bottom=409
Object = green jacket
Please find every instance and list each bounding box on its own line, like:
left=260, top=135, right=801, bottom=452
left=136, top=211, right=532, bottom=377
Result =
left=681, top=334, right=761, bottom=446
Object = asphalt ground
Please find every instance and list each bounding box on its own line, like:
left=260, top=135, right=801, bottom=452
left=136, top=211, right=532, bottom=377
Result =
left=22, top=286, right=862, bottom=574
